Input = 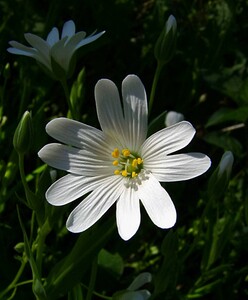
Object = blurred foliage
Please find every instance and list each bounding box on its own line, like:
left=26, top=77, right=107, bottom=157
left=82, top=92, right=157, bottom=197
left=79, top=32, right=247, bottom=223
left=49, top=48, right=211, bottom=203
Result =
left=0, top=0, right=247, bottom=299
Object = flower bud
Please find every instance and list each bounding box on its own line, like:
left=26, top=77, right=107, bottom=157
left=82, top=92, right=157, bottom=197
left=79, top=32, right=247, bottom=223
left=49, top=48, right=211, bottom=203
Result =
left=13, top=111, right=33, bottom=154
left=208, top=151, right=234, bottom=199
left=113, top=273, right=152, bottom=300
left=218, top=151, right=234, bottom=179
left=165, top=111, right=184, bottom=127
left=3, top=62, right=11, bottom=79
left=14, top=242, right=25, bottom=254
left=154, top=15, right=177, bottom=64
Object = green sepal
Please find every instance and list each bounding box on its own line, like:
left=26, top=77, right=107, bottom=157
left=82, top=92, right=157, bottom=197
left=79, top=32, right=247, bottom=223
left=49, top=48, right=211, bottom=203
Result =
left=50, top=56, right=67, bottom=81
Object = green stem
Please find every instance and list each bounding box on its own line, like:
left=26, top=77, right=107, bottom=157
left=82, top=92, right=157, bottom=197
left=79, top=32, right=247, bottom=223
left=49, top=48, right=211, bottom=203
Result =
left=60, top=79, right=74, bottom=119
left=0, top=257, right=27, bottom=298
left=81, top=283, right=112, bottom=300
left=36, top=221, right=50, bottom=276
left=149, top=62, right=164, bottom=116
left=18, top=154, right=49, bottom=277
left=18, top=153, right=30, bottom=197
left=86, top=256, right=98, bottom=300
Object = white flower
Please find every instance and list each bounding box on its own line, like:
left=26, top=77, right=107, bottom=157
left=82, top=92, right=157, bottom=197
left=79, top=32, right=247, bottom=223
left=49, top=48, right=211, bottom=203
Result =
left=38, top=75, right=211, bottom=240
left=165, top=111, right=184, bottom=127
left=7, top=20, right=104, bottom=75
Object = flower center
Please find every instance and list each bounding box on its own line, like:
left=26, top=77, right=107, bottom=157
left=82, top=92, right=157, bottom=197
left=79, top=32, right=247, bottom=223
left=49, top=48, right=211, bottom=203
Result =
left=111, top=148, right=143, bottom=178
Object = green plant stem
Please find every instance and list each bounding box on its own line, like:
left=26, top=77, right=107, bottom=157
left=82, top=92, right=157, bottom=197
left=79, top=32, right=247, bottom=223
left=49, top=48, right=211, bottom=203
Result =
left=149, top=62, right=164, bottom=116
left=86, top=256, right=98, bottom=300
left=18, top=153, right=30, bottom=199
left=60, top=78, right=74, bottom=119
left=0, top=257, right=27, bottom=298
left=36, top=220, right=50, bottom=276
left=81, top=283, right=111, bottom=300
left=18, top=153, right=49, bottom=278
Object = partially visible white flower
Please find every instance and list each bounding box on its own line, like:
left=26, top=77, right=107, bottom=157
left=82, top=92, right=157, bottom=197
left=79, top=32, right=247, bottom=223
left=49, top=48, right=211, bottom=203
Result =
left=218, top=151, right=234, bottom=178
left=165, top=111, right=184, bottom=127
left=38, top=75, right=211, bottom=240
left=113, top=272, right=152, bottom=300
left=7, top=20, right=104, bottom=76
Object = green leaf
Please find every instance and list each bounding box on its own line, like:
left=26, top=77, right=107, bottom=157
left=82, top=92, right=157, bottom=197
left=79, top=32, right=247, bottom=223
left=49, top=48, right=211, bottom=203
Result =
left=206, top=107, right=248, bottom=127
left=98, top=248, right=124, bottom=277
left=153, top=230, right=178, bottom=298
left=45, top=217, right=115, bottom=299
left=203, top=132, right=243, bottom=157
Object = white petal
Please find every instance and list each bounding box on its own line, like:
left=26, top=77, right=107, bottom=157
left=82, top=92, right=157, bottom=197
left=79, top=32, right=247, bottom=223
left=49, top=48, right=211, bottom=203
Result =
left=7, top=47, right=35, bottom=57
left=49, top=37, right=68, bottom=69
left=7, top=41, right=37, bottom=56
left=45, top=117, right=112, bottom=155
left=61, top=20, right=76, bottom=39
left=116, top=186, right=141, bottom=240
left=66, top=176, right=124, bottom=233
left=75, top=31, right=105, bottom=50
left=38, top=143, right=112, bottom=176
left=52, top=32, right=86, bottom=69
left=46, top=173, right=113, bottom=205
left=46, top=27, right=59, bottom=46
left=141, top=121, right=196, bottom=159
left=24, top=33, right=50, bottom=54
left=145, top=153, right=211, bottom=182
left=122, top=75, right=148, bottom=151
left=63, top=32, right=86, bottom=49
left=137, top=173, right=176, bottom=228
left=95, top=79, right=128, bottom=147
left=24, top=33, right=51, bottom=67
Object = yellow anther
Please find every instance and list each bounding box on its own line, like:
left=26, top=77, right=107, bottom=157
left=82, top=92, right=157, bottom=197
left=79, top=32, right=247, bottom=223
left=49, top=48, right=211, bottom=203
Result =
left=112, top=148, right=119, bottom=158
left=122, top=149, right=130, bottom=157
left=114, top=170, right=120, bottom=175
left=112, top=160, right=119, bottom=166
left=121, top=170, right=128, bottom=177
left=132, top=171, right=137, bottom=178
left=137, top=158, right=143, bottom=164
left=132, top=159, right=138, bottom=168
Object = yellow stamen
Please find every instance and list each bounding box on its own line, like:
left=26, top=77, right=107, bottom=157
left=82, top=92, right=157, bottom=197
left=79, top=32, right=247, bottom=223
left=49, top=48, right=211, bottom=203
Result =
left=121, top=170, right=128, bottom=177
left=137, top=158, right=143, bottom=164
left=114, top=170, right=120, bottom=175
left=122, top=149, right=130, bottom=157
left=132, top=171, right=137, bottom=178
left=132, top=159, right=138, bottom=168
left=112, top=160, right=119, bottom=166
left=112, top=148, right=119, bottom=158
